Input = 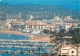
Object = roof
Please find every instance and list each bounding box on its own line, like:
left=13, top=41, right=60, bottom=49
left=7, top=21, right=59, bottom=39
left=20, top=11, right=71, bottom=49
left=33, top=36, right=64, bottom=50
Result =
left=63, top=36, right=72, bottom=39
left=61, top=45, right=76, bottom=49
left=77, top=44, right=80, bottom=47
left=26, top=23, right=54, bottom=26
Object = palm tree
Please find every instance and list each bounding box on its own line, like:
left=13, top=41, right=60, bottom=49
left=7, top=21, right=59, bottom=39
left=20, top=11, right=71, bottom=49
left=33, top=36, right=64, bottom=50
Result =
left=12, top=51, right=15, bottom=56
left=28, top=50, right=31, bottom=56
left=21, top=51, right=24, bottom=56
left=0, top=50, right=1, bottom=55
left=32, top=50, right=34, bottom=56
left=49, top=35, right=53, bottom=42
left=42, top=48, right=45, bottom=56
left=38, top=47, right=41, bottom=56
left=49, top=51, right=51, bottom=56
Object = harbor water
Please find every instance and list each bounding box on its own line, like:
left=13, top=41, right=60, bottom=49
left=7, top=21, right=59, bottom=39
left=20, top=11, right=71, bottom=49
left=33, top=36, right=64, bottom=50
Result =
left=0, top=33, right=52, bottom=56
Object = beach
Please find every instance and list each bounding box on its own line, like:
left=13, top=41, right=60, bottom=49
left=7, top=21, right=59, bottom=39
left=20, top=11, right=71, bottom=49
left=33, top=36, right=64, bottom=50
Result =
left=0, top=31, right=50, bottom=41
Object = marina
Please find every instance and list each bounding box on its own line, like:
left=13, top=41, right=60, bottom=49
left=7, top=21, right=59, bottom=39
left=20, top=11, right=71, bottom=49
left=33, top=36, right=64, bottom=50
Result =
left=0, top=40, right=53, bottom=56
left=0, top=39, right=54, bottom=49
left=0, top=0, right=80, bottom=55
left=0, top=33, right=54, bottom=56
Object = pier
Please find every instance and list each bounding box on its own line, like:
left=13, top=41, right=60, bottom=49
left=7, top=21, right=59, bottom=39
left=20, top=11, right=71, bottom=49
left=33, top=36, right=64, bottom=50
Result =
left=0, top=39, right=63, bottom=56
left=0, top=50, right=48, bottom=55
left=0, top=39, right=55, bottom=56
left=0, top=39, right=50, bottom=43
left=0, top=39, right=54, bottom=51
left=0, top=39, right=54, bottom=46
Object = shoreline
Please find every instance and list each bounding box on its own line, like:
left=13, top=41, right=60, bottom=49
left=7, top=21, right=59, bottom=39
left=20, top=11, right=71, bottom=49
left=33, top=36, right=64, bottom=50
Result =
left=0, top=31, right=50, bottom=42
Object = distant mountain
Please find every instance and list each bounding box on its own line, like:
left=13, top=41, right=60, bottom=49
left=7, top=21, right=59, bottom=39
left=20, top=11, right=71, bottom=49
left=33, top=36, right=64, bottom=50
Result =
left=0, top=2, right=80, bottom=20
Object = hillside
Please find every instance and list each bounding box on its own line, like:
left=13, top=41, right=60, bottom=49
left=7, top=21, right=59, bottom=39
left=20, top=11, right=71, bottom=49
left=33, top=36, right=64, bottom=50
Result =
left=0, top=2, right=80, bottom=20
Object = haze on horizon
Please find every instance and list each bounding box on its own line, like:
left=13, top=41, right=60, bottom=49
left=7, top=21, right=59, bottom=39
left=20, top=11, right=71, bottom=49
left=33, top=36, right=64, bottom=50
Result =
left=1, top=0, right=80, bottom=10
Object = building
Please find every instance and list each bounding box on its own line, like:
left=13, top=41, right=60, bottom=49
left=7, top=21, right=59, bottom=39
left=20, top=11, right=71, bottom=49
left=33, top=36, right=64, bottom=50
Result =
left=77, top=44, right=80, bottom=56
left=6, top=19, right=26, bottom=31
left=59, top=45, right=77, bottom=56
left=64, top=16, right=79, bottom=23
left=58, top=41, right=77, bottom=56
left=26, top=23, right=54, bottom=31
left=5, top=15, right=80, bottom=33
left=57, top=36, right=78, bottom=56
left=6, top=13, right=22, bottom=19
left=26, top=20, right=55, bottom=31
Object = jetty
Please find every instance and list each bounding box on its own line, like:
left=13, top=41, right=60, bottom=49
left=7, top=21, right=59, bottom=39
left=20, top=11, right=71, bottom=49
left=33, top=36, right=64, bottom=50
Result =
left=0, top=39, right=55, bottom=49
left=0, top=39, right=50, bottom=42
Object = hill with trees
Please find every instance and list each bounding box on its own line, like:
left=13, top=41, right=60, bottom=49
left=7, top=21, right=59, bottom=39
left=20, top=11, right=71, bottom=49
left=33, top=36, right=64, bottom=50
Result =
left=0, top=2, right=80, bottom=20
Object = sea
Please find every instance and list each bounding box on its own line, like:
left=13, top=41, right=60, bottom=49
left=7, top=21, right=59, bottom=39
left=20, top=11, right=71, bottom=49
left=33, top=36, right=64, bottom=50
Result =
left=0, top=33, right=52, bottom=56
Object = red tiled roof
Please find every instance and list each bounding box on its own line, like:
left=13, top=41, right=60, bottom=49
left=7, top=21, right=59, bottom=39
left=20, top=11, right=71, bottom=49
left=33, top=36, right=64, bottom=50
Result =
left=26, top=24, right=54, bottom=26
left=77, top=44, right=80, bottom=46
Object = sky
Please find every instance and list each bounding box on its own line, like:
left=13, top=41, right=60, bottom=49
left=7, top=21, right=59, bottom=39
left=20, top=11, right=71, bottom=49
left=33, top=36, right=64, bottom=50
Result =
left=1, top=0, right=80, bottom=10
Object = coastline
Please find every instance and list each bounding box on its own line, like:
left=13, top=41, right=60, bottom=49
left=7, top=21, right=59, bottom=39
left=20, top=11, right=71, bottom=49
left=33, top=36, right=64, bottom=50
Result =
left=0, top=31, right=50, bottom=42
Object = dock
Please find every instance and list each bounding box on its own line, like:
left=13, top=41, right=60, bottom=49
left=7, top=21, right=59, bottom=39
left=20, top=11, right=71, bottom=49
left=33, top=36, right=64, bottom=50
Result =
left=0, top=39, right=55, bottom=49
left=0, top=39, right=50, bottom=42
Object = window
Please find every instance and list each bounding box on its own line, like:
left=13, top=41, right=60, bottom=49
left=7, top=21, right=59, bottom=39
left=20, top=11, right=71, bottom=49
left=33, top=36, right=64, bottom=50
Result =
left=66, top=43, right=69, bottom=45
left=72, top=51, right=74, bottom=53
left=60, top=50, right=61, bottom=52
left=72, top=55, right=74, bottom=56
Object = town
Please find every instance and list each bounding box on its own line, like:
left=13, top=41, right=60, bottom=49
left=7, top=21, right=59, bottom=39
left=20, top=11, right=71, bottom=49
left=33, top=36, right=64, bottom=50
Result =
left=0, top=13, right=80, bottom=56
left=0, top=13, right=79, bottom=33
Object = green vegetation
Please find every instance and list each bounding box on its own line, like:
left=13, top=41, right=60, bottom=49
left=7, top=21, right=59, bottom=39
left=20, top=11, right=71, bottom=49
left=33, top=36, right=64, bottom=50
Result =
left=68, top=28, right=80, bottom=44
left=0, top=2, right=80, bottom=20
left=43, top=28, right=80, bottom=44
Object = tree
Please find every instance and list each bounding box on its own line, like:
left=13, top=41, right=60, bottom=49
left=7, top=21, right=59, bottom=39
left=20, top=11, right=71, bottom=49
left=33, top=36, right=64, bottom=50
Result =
left=68, top=28, right=80, bottom=35
left=58, top=29, right=66, bottom=37
left=28, top=50, right=31, bottom=56
left=32, top=50, right=35, bottom=56
left=42, top=29, right=49, bottom=34
left=21, top=51, right=24, bottom=56
left=73, top=33, right=80, bottom=44
left=42, top=29, right=54, bottom=35
left=38, top=47, right=41, bottom=56
left=12, top=51, right=15, bottom=56
left=68, top=28, right=80, bottom=44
